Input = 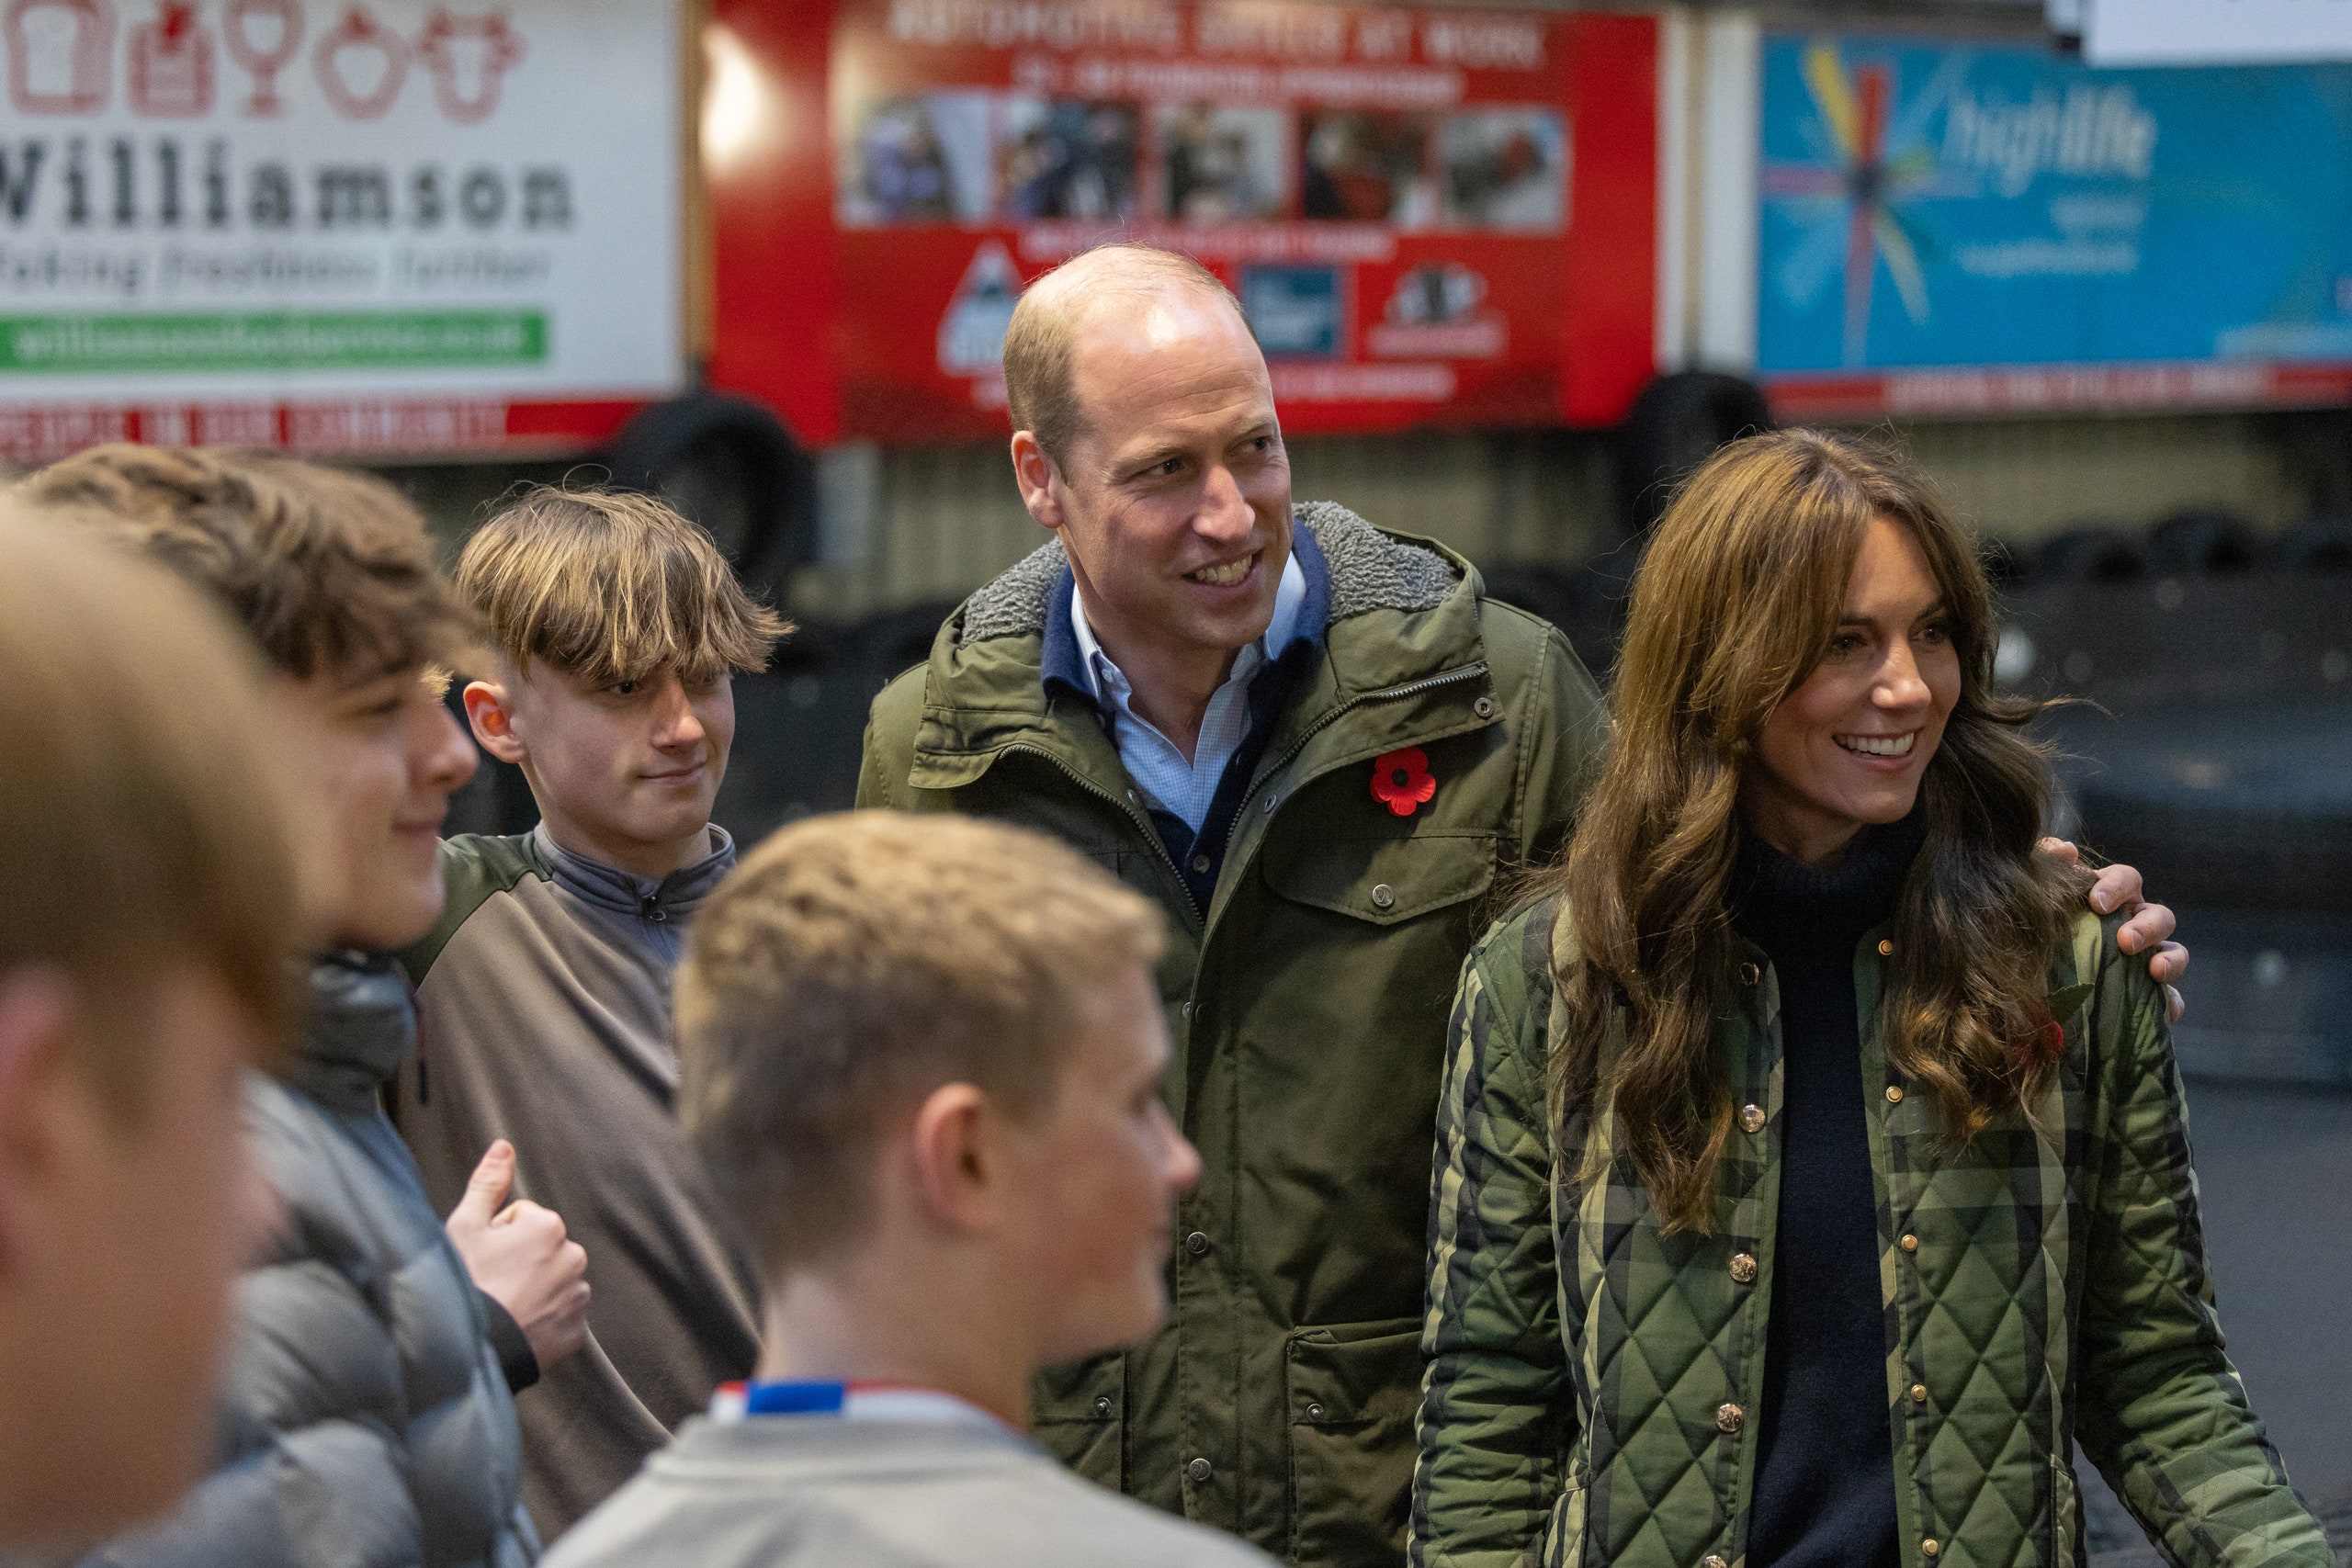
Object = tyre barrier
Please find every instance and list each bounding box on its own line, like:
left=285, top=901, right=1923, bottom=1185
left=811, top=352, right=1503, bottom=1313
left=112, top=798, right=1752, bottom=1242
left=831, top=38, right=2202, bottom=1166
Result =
left=2053, top=696, right=2352, bottom=915
left=607, top=392, right=818, bottom=593
left=2274, top=513, right=2352, bottom=572
left=2017, top=508, right=2351, bottom=588
left=1480, top=546, right=1641, bottom=686
left=2035, top=524, right=2151, bottom=583
left=1613, top=371, right=1775, bottom=535
left=2145, top=504, right=2263, bottom=576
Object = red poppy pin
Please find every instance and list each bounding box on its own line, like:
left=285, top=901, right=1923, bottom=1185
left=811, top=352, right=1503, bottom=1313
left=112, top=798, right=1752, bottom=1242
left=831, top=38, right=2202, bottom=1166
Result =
left=1371, top=747, right=1437, bottom=818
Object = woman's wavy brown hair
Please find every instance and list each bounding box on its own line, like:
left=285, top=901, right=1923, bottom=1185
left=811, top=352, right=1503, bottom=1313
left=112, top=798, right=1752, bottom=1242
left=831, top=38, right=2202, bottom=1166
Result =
left=1534, top=428, right=2089, bottom=1232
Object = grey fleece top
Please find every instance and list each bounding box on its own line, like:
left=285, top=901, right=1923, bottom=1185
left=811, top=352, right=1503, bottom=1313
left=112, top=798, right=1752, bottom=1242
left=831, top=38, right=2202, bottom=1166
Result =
left=540, top=1416, right=1278, bottom=1568
left=394, top=826, right=762, bottom=1542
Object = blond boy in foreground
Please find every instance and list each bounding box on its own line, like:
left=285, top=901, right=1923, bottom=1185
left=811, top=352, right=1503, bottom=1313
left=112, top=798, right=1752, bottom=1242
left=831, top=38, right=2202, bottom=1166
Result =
left=395, top=487, right=787, bottom=1536
left=546, top=812, right=1272, bottom=1568
left=0, top=520, right=305, bottom=1556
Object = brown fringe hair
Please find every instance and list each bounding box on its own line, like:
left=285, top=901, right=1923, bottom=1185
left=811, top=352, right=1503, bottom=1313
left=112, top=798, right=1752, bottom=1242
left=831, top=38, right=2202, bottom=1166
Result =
left=456, top=486, right=788, bottom=688
left=21, top=444, right=473, bottom=684
left=1532, top=429, right=2090, bottom=1232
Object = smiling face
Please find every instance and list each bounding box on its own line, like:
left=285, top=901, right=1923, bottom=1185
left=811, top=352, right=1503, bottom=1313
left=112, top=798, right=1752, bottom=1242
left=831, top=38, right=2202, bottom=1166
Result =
left=1012, top=286, right=1293, bottom=689
left=468, top=660, right=734, bottom=882
left=1745, top=514, right=1962, bottom=867
left=279, top=663, right=478, bottom=951
left=1006, top=961, right=1201, bottom=1364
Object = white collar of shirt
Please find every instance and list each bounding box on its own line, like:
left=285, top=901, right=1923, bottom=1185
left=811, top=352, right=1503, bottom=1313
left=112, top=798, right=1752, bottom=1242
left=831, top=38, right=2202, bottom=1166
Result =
left=1069, top=549, right=1307, bottom=710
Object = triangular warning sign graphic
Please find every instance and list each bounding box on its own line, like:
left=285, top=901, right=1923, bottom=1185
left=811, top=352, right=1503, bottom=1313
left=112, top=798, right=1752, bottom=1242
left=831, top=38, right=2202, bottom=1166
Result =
left=938, top=241, right=1022, bottom=375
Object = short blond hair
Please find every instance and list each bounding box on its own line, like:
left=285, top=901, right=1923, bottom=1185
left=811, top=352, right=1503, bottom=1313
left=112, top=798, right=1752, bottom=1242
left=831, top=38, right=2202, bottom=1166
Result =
left=0, top=513, right=310, bottom=1105
left=677, top=811, right=1166, bottom=1272
left=1002, top=243, right=1244, bottom=465
left=21, top=446, right=472, bottom=682
left=457, top=487, right=787, bottom=687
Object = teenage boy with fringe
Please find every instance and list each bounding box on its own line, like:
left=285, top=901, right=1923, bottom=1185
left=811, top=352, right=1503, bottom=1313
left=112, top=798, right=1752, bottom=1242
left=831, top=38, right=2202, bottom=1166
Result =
left=394, top=487, right=788, bottom=1537
left=546, top=812, right=1272, bottom=1568
left=27, top=446, right=582, bottom=1568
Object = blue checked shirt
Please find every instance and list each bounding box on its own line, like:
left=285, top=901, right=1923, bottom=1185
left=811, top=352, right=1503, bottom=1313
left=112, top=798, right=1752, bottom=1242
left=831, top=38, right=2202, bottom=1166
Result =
left=1069, top=551, right=1308, bottom=834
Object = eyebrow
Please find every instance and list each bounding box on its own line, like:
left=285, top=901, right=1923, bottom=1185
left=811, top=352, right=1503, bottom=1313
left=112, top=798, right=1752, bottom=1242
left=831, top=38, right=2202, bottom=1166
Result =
left=1838, top=598, right=1949, bottom=626
left=1113, top=422, right=1277, bottom=479
left=1116, top=444, right=1190, bottom=477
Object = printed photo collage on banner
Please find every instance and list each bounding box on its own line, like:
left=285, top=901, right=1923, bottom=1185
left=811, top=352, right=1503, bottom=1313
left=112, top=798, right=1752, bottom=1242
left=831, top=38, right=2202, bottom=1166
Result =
left=836, top=91, right=1565, bottom=233
left=818, top=0, right=1658, bottom=443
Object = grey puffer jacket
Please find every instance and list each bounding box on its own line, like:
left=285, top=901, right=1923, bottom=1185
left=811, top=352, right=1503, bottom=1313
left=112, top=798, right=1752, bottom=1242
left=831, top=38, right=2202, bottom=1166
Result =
left=85, top=953, right=537, bottom=1568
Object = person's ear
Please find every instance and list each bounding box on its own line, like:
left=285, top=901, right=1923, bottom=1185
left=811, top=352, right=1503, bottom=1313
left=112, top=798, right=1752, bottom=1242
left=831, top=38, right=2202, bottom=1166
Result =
left=461, top=680, right=527, bottom=766
left=0, top=968, right=82, bottom=1282
left=906, top=1081, right=1011, bottom=1234
left=1010, top=432, right=1067, bottom=533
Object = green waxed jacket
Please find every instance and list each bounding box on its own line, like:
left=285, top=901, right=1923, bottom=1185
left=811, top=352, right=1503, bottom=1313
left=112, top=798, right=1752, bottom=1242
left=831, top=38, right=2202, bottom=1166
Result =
left=857, top=503, right=1609, bottom=1564
left=1415, top=896, right=2331, bottom=1568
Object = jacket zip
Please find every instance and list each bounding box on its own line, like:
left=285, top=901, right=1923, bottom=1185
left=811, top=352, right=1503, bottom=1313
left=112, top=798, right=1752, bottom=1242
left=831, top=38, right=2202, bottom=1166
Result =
left=998, top=740, right=1206, bottom=927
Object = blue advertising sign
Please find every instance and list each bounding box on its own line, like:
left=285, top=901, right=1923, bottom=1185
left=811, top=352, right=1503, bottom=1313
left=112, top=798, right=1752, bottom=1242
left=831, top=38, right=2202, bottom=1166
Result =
left=1758, top=36, right=2352, bottom=414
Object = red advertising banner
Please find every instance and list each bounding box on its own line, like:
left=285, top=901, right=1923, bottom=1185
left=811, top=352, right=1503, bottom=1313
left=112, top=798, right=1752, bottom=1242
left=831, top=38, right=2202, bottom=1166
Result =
left=776, top=1, right=1657, bottom=445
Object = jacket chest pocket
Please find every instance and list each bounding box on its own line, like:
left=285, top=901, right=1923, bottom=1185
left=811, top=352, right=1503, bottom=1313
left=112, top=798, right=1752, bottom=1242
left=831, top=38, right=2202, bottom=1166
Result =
left=1260, top=829, right=1497, bottom=926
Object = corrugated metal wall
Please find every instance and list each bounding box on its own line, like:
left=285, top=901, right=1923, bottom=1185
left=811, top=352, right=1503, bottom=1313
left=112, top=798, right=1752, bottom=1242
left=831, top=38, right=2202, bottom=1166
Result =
left=782, top=428, right=1619, bottom=621
left=772, top=408, right=2329, bottom=620
left=390, top=408, right=2335, bottom=618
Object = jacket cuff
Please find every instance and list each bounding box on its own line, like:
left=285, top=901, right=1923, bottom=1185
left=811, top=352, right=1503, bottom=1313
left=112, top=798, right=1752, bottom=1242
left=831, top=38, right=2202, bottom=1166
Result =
left=478, top=1289, right=540, bottom=1393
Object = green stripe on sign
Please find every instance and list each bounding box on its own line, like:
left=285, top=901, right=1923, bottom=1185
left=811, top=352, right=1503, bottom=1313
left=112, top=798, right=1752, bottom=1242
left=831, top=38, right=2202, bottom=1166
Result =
left=0, top=311, right=548, bottom=372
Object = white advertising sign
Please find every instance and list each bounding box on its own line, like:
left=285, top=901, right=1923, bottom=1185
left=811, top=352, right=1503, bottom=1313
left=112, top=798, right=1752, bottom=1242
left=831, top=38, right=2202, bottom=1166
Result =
left=2086, top=0, right=2352, bottom=67
left=0, top=0, right=682, bottom=431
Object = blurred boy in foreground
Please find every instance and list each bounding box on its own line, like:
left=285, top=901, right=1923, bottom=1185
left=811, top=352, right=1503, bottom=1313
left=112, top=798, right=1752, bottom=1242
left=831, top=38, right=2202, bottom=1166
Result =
left=394, top=487, right=786, bottom=1535
left=546, top=812, right=1272, bottom=1568
left=0, top=520, right=306, bottom=1556
left=28, top=446, right=585, bottom=1568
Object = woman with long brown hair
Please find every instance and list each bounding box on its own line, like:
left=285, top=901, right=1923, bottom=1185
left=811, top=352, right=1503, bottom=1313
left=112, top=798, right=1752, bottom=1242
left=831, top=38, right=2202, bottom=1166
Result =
left=1412, top=430, right=2326, bottom=1568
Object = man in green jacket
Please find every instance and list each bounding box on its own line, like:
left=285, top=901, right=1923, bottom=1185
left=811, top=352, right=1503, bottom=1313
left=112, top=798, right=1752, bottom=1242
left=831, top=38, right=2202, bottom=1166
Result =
left=856, top=243, right=2181, bottom=1563
left=860, top=241, right=1598, bottom=1563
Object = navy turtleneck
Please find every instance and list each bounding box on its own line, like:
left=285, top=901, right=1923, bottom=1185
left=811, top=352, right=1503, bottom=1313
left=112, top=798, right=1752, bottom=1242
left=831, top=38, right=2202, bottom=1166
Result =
left=1735, top=808, right=1924, bottom=1568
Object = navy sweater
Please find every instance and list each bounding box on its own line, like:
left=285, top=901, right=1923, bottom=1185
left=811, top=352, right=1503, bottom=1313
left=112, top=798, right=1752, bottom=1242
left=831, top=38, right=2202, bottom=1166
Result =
left=1736, top=811, right=1923, bottom=1568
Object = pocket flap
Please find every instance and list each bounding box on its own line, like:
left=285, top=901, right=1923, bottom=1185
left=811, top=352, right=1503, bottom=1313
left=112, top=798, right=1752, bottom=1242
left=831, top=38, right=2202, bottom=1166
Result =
left=1032, top=1348, right=1124, bottom=1426
left=1262, top=831, right=1497, bottom=926
left=1031, top=1350, right=1125, bottom=1491
left=1285, top=1316, right=1425, bottom=1427
left=1285, top=1318, right=1426, bottom=1562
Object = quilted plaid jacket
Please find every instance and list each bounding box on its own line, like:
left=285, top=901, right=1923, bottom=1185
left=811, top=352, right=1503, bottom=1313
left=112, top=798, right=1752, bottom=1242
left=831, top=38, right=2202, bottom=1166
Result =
left=1414, top=897, right=2329, bottom=1568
